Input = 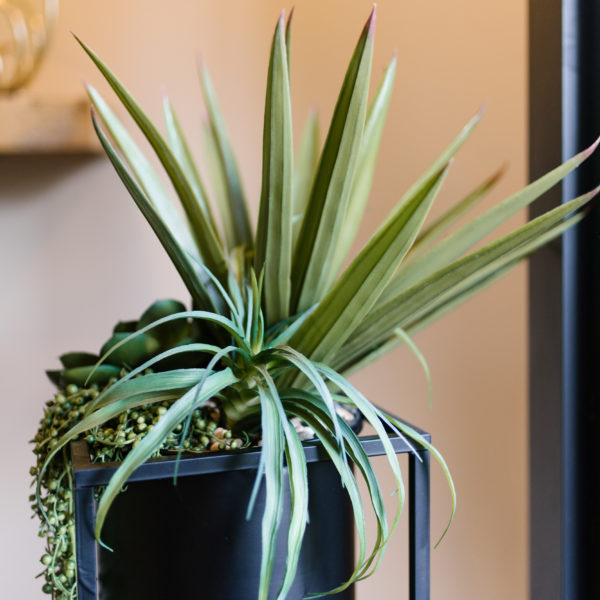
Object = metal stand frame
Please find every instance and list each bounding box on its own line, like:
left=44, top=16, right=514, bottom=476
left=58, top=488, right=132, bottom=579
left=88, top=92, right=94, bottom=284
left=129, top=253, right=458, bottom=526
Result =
left=72, top=420, right=431, bottom=600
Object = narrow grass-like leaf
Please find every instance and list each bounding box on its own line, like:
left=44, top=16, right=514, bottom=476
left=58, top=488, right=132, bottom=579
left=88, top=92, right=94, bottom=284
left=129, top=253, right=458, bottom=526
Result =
left=86, top=310, right=250, bottom=385
left=86, top=84, right=199, bottom=259
left=76, top=37, right=226, bottom=280
left=405, top=166, right=505, bottom=264
left=282, top=391, right=389, bottom=582
left=291, top=9, right=375, bottom=312
left=257, top=370, right=308, bottom=600
left=292, top=111, right=320, bottom=249
left=336, top=189, right=597, bottom=371
left=162, top=93, right=219, bottom=234
left=280, top=394, right=369, bottom=590
left=91, top=113, right=220, bottom=313
left=93, top=369, right=238, bottom=543
left=269, top=346, right=344, bottom=451
left=265, top=305, right=316, bottom=347
left=285, top=7, right=293, bottom=72
left=199, top=65, right=253, bottom=252
left=314, top=364, right=407, bottom=577
left=391, top=327, right=433, bottom=409
left=382, top=139, right=600, bottom=301
left=255, top=381, right=285, bottom=600
left=87, top=340, right=222, bottom=411
left=255, top=15, right=294, bottom=325
left=88, top=368, right=207, bottom=412
left=289, top=164, right=449, bottom=366
left=326, top=56, right=397, bottom=288
left=382, top=412, right=456, bottom=547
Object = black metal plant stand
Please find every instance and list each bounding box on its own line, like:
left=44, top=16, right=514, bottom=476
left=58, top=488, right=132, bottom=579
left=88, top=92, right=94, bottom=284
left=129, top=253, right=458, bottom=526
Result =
left=72, top=421, right=431, bottom=600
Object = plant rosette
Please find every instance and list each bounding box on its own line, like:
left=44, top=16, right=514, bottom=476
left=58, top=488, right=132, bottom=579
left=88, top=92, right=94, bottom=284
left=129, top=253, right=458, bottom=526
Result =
left=31, top=7, right=598, bottom=600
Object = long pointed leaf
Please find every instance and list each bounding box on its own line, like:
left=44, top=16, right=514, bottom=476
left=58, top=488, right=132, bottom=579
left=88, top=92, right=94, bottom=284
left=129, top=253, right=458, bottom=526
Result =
left=86, top=84, right=199, bottom=258
left=162, top=94, right=219, bottom=234
left=76, top=36, right=226, bottom=280
left=289, top=163, right=449, bottom=365
left=291, top=9, right=375, bottom=312
left=91, top=114, right=220, bottom=312
left=326, top=56, right=397, bottom=287
left=336, top=189, right=597, bottom=371
left=382, top=138, right=600, bottom=301
left=199, top=65, right=253, bottom=251
left=255, top=382, right=285, bottom=600
left=255, top=15, right=294, bottom=325
left=292, top=111, right=320, bottom=249
left=406, top=165, right=505, bottom=263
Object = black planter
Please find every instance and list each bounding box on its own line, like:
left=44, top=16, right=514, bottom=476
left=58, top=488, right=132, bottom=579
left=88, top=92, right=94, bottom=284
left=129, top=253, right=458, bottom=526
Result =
left=72, top=420, right=431, bottom=600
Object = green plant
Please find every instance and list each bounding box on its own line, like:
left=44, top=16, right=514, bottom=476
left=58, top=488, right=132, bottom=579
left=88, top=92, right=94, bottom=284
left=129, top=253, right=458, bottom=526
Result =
left=32, top=7, right=598, bottom=600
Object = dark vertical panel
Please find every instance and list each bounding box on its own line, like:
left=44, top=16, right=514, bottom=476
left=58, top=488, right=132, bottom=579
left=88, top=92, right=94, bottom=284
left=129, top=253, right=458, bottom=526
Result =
left=561, top=2, right=600, bottom=598
left=409, top=450, right=430, bottom=600
left=528, top=2, right=563, bottom=599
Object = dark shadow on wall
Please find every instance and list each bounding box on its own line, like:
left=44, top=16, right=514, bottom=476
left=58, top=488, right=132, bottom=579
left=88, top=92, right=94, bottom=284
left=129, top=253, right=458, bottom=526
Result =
left=0, top=155, right=101, bottom=204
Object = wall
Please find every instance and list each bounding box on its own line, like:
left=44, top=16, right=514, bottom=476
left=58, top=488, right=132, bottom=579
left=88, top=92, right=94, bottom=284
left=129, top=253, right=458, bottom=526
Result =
left=0, top=1, right=527, bottom=598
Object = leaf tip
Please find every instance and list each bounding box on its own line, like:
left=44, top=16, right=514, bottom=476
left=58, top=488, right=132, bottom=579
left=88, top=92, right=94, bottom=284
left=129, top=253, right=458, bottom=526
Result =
left=367, top=5, right=377, bottom=34
left=583, top=134, right=600, bottom=158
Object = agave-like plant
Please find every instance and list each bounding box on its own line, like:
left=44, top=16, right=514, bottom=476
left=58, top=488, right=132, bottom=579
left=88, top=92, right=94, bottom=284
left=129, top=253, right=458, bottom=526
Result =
left=33, top=7, right=598, bottom=600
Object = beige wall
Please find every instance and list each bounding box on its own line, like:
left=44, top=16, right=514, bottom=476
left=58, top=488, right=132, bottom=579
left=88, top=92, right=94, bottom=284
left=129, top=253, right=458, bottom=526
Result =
left=0, top=1, right=528, bottom=597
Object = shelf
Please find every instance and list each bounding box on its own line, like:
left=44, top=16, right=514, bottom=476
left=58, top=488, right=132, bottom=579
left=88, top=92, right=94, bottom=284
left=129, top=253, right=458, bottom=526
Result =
left=0, top=93, right=101, bottom=154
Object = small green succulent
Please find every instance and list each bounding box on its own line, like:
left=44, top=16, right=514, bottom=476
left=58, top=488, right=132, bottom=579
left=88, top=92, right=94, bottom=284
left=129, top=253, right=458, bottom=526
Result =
left=33, top=7, right=598, bottom=600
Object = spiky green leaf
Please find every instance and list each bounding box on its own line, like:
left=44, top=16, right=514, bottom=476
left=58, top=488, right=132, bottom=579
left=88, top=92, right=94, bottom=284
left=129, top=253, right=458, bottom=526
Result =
left=291, top=9, right=375, bottom=311
left=76, top=37, right=226, bottom=279
left=199, top=65, right=253, bottom=251
left=255, top=15, right=294, bottom=325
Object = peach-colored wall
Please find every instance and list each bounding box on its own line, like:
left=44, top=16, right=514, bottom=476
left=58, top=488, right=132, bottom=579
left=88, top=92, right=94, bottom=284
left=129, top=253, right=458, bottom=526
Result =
left=0, top=1, right=528, bottom=598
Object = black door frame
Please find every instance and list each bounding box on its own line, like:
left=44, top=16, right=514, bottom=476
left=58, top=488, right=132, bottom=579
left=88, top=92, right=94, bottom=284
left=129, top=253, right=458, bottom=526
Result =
left=529, top=2, right=600, bottom=598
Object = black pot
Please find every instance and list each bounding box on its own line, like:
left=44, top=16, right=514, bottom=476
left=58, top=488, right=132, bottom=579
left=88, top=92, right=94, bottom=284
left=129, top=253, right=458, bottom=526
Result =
left=73, top=413, right=430, bottom=600
left=97, top=459, right=355, bottom=600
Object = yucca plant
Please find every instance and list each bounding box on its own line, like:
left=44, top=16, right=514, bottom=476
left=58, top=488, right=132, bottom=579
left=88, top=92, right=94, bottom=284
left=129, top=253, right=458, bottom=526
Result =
left=31, top=7, right=598, bottom=600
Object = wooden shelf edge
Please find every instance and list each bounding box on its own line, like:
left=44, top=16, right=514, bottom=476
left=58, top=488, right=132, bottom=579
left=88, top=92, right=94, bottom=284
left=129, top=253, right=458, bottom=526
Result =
left=0, top=93, right=102, bottom=154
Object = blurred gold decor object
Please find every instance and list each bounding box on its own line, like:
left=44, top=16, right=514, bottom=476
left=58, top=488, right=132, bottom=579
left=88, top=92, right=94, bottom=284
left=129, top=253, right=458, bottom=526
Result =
left=0, top=0, right=58, bottom=92
left=0, top=0, right=100, bottom=154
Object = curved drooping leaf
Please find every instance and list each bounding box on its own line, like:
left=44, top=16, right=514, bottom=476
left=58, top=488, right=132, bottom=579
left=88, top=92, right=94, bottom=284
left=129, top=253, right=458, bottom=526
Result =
left=280, top=394, right=370, bottom=591
left=254, top=379, right=285, bottom=600
left=256, top=369, right=309, bottom=600
left=255, top=15, right=294, bottom=326
left=93, top=369, right=238, bottom=544
left=291, top=9, right=375, bottom=312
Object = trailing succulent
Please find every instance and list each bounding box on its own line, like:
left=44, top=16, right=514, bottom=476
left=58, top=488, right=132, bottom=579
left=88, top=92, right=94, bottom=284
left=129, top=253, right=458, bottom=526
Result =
left=32, top=7, right=598, bottom=600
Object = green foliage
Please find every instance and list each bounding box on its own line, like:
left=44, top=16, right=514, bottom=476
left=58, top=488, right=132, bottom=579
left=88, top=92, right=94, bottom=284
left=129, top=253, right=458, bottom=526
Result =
left=34, top=7, right=598, bottom=600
